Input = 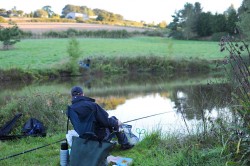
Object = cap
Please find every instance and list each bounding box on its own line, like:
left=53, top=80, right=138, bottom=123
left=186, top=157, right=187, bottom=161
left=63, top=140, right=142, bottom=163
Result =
left=71, top=86, right=83, bottom=96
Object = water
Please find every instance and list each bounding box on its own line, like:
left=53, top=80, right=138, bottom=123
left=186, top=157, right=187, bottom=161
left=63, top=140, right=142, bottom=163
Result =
left=108, top=92, right=232, bottom=140
left=0, top=73, right=233, bottom=136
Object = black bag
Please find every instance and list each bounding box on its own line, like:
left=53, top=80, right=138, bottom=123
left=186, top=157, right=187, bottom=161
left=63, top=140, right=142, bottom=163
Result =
left=70, top=136, right=115, bottom=166
left=22, top=118, right=46, bottom=137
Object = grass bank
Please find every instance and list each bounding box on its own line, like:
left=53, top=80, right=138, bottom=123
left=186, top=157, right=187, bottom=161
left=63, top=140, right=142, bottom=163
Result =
left=0, top=129, right=228, bottom=166
left=0, top=37, right=227, bottom=80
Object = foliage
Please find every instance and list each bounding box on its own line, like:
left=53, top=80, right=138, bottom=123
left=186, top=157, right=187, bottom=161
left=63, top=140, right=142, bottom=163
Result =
left=219, top=35, right=250, bottom=165
left=67, top=38, right=81, bottom=75
left=94, top=8, right=123, bottom=22
left=211, top=32, right=228, bottom=41
left=42, top=29, right=132, bottom=38
left=67, top=38, right=81, bottom=58
left=196, top=12, right=213, bottom=37
left=211, top=13, right=227, bottom=33
left=0, top=68, right=35, bottom=81
left=158, top=21, right=167, bottom=28
left=90, top=55, right=210, bottom=74
left=0, top=23, right=21, bottom=50
left=168, top=2, right=239, bottom=40
left=225, top=5, right=238, bottom=35
left=28, top=18, right=76, bottom=23
left=0, top=90, right=69, bottom=133
left=33, top=9, right=48, bottom=18
left=237, top=0, right=250, bottom=41
left=42, top=6, right=54, bottom=18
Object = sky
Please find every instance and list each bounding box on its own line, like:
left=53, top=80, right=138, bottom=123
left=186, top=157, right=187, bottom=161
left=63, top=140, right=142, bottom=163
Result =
left=0, top=0, right=243, bottom=23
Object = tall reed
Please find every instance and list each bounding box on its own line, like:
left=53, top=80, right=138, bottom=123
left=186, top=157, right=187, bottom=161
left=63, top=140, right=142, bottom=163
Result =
left=219, top=35, right=250, bottom=165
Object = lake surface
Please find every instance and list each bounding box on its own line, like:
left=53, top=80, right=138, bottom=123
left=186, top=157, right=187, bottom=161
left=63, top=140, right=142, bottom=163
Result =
left=0, top=72, right=233, bottom=138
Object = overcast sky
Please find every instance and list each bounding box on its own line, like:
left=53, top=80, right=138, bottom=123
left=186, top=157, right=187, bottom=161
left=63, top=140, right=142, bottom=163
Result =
left=1, top=0, right=243, bottom=23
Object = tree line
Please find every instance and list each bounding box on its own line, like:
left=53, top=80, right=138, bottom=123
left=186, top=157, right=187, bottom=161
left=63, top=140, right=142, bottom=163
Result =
left=168, top=0, right=250, bottom=41
left=0, top=4, right=125, bottom=22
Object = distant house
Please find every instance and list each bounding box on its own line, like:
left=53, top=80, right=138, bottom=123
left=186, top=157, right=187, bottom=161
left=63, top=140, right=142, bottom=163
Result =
left=89, top=15, right=98, bottom=19
left=65, top=12, right=89, bottom=20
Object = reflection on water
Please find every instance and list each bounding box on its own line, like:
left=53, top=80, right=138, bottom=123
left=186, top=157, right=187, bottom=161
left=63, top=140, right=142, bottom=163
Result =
left=0, top=72, right=233, bottom=135
left=108, top=93, right=232, bottom=139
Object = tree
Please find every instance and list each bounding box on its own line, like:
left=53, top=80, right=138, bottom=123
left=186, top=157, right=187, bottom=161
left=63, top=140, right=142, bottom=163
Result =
left=196, top=12, right=213, bottom=37
left=96, top=13, right=105, bottom=21
left=168, top=12, right=183, bottom=39
left=0, top=23, right=21, bottom=50
left=34, top=9, right=48, bottom=18
left=67, top=38, right=81, bottom=75
left=42, top=6, right=54, bottom=17
left=225, top=5, right=238, bottom=34
left=237, top=0, right=250, bottom=40
left=0, top=8, right=7, bottom=16
left=158, top=21, right=167, bottom=28
left=168, top=2, right=202, bottom=39
left=182, top=3, right=196, bottom=39
left=16, top=10, right=24, bottom=17
left=62, top=4, right=77, bottom=17
left=210, top=13, right=227, bottom=33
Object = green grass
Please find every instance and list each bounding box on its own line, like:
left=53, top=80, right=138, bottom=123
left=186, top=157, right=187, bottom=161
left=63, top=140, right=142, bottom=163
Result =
left=0, top=130, right=227, bottom=166
left=0, top=37, right=227, bottom=70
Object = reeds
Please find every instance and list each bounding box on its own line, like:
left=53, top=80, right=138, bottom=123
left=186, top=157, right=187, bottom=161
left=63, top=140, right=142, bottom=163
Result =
left=219, top=35, right=250, bottom=165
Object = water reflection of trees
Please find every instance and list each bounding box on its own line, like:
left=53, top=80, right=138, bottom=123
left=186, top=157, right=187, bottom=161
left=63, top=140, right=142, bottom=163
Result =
left=172, top=83, right=232, bottom=120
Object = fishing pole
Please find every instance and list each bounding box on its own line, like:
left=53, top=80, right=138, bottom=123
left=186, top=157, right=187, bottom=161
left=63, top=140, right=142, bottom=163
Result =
left=123, top=111, right=173, bottom=123
left=0, top=138, right=65, bottom=161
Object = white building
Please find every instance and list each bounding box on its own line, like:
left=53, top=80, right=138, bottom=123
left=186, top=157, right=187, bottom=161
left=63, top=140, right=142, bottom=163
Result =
left=65, top=12, right=89, bottom=20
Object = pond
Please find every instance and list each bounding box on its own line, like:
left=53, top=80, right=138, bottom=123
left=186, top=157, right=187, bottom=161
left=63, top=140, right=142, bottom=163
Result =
left=0, top=72, right=233, bottom=138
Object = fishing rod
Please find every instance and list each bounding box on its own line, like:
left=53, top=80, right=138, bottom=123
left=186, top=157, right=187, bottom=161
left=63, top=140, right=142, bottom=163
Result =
left=0, top=111, right=173, bottom=161
left=123, top=111, right=173, bottom=123
left=0, top=138, right=65, bottom=161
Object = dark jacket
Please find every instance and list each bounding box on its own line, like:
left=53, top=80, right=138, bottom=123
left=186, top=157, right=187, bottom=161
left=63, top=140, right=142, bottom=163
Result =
left=68, top=96, right=118, bottom=139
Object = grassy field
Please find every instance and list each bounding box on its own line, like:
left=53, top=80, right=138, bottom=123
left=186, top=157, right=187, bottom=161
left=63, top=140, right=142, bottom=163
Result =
left=0, top=37, right=227, bottom=70
left=1, top=22, right=148, bottom=33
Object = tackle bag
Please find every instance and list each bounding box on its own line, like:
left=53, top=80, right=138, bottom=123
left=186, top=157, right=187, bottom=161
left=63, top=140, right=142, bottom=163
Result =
left=22, top=118, right=46, bottom=137
left=70, top=135, right=115, bottom=166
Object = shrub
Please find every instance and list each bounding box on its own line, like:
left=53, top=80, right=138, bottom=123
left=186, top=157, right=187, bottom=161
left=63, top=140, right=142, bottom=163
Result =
left=211, top=32, right=228, bottom=41
left=0, top=23, right=21, bottom=50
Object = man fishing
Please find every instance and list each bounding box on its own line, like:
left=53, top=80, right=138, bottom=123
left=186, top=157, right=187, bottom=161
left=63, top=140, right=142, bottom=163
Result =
left=68, top=86, right=134, bottom=150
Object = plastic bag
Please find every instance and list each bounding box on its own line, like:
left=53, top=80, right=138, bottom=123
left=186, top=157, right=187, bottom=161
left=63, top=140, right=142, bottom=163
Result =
left=120, top=124, right=139, bottom=145
left=66, top=130, right=79, bottom=147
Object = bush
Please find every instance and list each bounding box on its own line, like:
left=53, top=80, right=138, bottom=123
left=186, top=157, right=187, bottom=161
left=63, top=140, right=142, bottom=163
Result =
left=211, top=32, right=228, bottom=41
left=0, top=23, right=21, bottom=50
